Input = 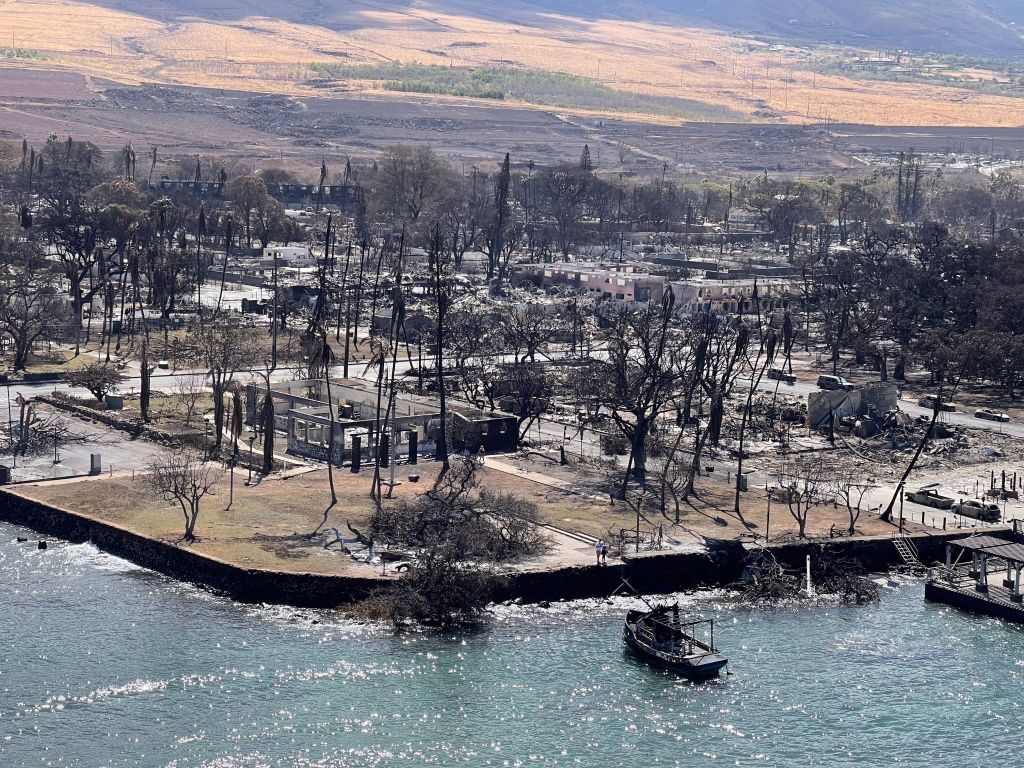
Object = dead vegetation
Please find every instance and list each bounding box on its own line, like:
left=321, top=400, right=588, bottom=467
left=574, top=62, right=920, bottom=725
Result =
left=739, top=548, right=880, bottom=605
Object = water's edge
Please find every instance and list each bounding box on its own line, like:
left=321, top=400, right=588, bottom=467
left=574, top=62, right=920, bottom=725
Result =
left=0, top=488, right=997, bottom=607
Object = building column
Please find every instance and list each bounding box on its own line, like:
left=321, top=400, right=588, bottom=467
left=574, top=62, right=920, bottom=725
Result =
left=945, top=544, right=952, bottom=576
left=977, top=553, right=989, bottom=592
left=1013, top=563, right=1023, bottom=603
left=350, top=434, right=362, bottom=473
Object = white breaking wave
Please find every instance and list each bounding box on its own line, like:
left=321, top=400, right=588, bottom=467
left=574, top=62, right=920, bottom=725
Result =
left=60, top=541, right=143, bottom=574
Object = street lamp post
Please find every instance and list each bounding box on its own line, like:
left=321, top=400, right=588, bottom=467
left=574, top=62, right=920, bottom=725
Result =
left=226, top=455, right=235, bottom=511
left=247, top=432, right=256, bottom=485
left=766, top=487, right=773, bottom=544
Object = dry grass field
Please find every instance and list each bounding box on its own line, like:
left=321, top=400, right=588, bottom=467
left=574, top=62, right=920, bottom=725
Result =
left=2, top=0, right=1023, bottom=127
left=13, top=459, right=909, bottom=578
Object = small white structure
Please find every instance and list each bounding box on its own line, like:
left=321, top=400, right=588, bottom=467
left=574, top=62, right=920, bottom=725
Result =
left=261, top=246, right=314, bottom=269
left=799, top=555, right=815, bottom=598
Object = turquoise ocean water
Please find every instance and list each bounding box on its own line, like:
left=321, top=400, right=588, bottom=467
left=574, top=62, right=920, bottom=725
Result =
left=1, top=522, right=1022, bottom=767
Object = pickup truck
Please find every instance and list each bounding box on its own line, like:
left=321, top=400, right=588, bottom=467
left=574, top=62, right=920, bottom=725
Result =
left=951, top=499, right=1001, bottom=522
left=904, top=488, right=955, bottom=510
left=767, top=367, right=797, bottom=385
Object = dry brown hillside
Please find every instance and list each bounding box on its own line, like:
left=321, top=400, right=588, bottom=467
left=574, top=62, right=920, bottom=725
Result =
left=1, top=0, right=1023, bottom=126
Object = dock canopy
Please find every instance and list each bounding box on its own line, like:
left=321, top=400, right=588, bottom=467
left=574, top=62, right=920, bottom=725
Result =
left=928, top=533, right=1024, bottom=621
left=950, top=535, right=1024, bottom=565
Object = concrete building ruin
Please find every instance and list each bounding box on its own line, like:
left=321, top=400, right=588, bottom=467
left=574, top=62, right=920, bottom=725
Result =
left=669, top=278, right=796, bottom=314
left=807, top=382, right=900, bottom=432
left=245, top=379, right=519, bottom=467
left=512, top=262, right=666, bottom=303
left=511, top=261, right=797, bottom=315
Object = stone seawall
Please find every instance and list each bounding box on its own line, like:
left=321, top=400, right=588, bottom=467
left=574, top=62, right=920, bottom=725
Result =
left=0, top=491, right=383, bottom=606
left=0, top=489, right=999, bottom=608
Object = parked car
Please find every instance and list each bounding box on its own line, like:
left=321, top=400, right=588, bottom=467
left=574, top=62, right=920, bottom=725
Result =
left=918, top=395, right=956, bottom=412
left=817, top=375, right=855, bottom=391
left=951, top=499, right=1001, bottom=522
left=767, top=367, right=797, bottom=385
left=904, top=488, right=955, bottom=510
left=975, top=408, right=1010, bottom=423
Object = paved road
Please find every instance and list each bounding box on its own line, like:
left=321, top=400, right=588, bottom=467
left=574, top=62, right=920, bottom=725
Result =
left=6, top=343, right=1021, bottom=495
left=744, top=375, right=1024, bottom=438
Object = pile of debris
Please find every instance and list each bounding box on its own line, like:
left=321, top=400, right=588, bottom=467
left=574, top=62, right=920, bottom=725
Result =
left=822, top=408, right=977, bottom=467
left=724, top=392, right=807, bottom=442
left=737, top=548, right=879, bottom=605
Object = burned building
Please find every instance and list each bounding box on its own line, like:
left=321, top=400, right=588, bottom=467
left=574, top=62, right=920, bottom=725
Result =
left=246, top=379, right=518, bottom=467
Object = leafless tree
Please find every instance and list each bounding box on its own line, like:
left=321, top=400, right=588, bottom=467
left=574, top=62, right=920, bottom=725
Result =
left=187, top=318, right=260, bottom=451
left=372, top=145, right=452, bottom=227
left=504, top=304, right=565, bottom=364
left=147, top=447, right=218, bottom=542
left=582, top=290, right=688, bottom=489
left=171, top=373, right=207, bottom=427
left=733, top=282, right=778, bottom=520
left=832, top=476, right=874, bottom=535
left=0, top=261, right=69, bottom=371
left=537, top=164, right=591, bottom=257
left=427, top=224, right=454, bottom=474
left=774, top=455, right=829, bottom=540
left=681, top=312, right=747, bottom=500
left=6, top=407, right=92, bottom=459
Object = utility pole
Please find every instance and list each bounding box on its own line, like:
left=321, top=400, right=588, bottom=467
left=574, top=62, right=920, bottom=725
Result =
left=270, top=249, right=278, bottom=371
left=226, top=456, right=235, bottom=510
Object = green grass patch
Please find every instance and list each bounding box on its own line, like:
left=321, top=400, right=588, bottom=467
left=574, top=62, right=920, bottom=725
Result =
left=0, top=48, right=46, bottom=60
left=309, top=62, right=743, bottom=121
left=810, top=49, right=1024, bottom=98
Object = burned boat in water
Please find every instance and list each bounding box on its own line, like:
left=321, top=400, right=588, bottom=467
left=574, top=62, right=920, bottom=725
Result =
left=622, top=603, right=728, bottom=679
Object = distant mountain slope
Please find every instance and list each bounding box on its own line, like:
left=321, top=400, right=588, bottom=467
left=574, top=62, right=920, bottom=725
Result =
left=85, top=0, right=1024, bottom=56
left=646, top=0, right=1024, bottom=56
left=443, top=0, right=1024, bottom=57
left=7, top=0, right=1024, bottom=127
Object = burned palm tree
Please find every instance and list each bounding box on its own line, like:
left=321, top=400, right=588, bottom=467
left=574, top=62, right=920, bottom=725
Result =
left=213, top=215, right=232, bottom=320
left=308, top=328, right=338, bottom=535
left=733, top=281, right=778, bottom=523
left=195, top=205, right=207, bottom=316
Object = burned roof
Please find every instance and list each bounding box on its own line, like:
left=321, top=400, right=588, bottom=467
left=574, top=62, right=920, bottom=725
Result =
left=953, top=535, right=1024, bottom=564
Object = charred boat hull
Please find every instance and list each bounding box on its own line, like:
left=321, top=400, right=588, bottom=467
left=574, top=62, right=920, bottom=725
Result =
left=622, top=608, right=728, bottom=679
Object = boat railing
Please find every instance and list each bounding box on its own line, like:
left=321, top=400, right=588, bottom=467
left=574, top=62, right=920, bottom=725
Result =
left=639, top=626, right=697, bottom=656
left=645, top=614, right=717, bottom=654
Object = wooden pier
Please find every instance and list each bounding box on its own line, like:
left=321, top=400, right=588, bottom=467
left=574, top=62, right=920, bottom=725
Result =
left=925, top=534, right=1024, bottom=624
